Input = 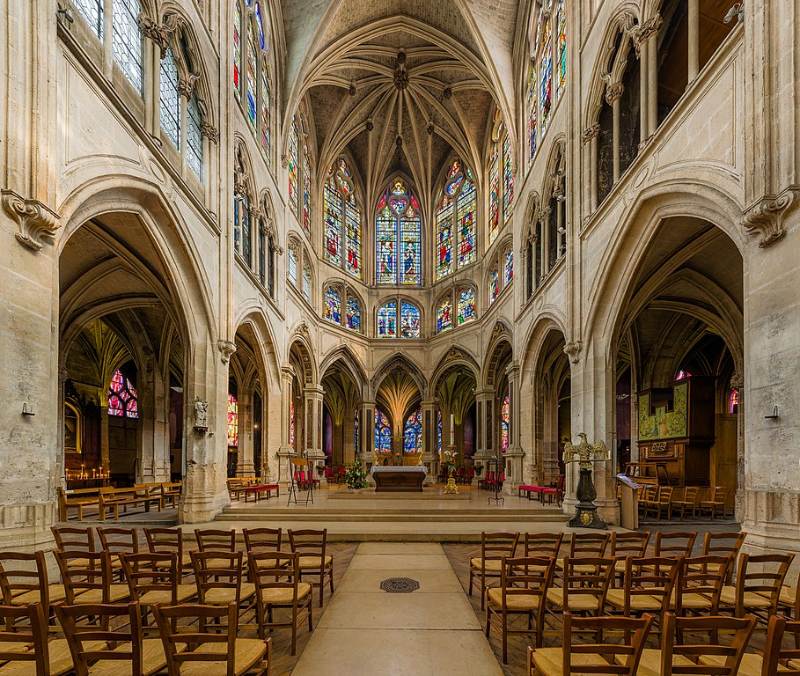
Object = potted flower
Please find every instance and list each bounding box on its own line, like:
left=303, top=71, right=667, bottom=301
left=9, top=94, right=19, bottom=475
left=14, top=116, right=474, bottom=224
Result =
left=344, top=461, right=368, bottom=492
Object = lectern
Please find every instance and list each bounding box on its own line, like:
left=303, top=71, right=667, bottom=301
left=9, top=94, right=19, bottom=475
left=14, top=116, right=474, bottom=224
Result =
left=616, top=474, right=640, bottom=530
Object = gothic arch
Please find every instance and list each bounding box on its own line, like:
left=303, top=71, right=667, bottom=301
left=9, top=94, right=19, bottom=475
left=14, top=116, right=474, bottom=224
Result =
left=371, top=353, right=428, bottom=400
left=319, top=345, right=368, bottom=392
left=430, top=346, right=481, bottom=394
left=287, top=330, right=318, bottom=386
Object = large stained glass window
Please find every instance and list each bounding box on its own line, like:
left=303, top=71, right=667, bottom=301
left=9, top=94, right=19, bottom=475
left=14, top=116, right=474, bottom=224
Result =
left=234, top=192, right=252, bottom=266
left=376, top=179, right=422, bottom=285
left=245, top=16, right=258, bottom=126
left=323, top=286, right=341, bottom=324
left=488, top=120, right=514, bottom=245
left=527, top=60, right=538, bottom=162
left=403, top=409, right=423, bottom=454
left=302, top=261, right=312, bottom=301
left=233, top=1, right=242, bottom=98
left=502, top=129, right=514, bottom=226
left=323, top=158, right=361, bottom=279
left=456, top=287, right=477, bottom=325
left=499, top=393, right=510, bottom=452
left=287, top=242, right=298, bottom=285
left=488, top=143, right=500, bottom=244
left=504, top=249, right=514, bottom=286
left=107, top=369, right=139, bottom=419
left=437, top=410, right=443, bottom=452
left=159, top=49, right=180, bottom=149
left=435, top=160, right=476, bottom=280
left=400, top=302, right=421, bottom=338
left=538, top=5, right=553, bottom=138
left=346, top=296, right=361, bottom=331
left=187, top=95, right=203, bottom=178
left=288, top=119, right=299, bottom=215
left=489, top=269, right=499, bottom=304
left=227, top=393, right=239, bottom=447
left=260, top=65, right=271, bottom=156
left=556, top=0, right=567, bottom=98
left=377, top=300, right=397, bottom=338
left=289, top=398, right=295, bottom=448
left=112, top=0, right=143, bottom=93
left=374, top=409, right=392, bottom=453
left=302, top=144, right=312, bottom=233
left=436, top=296, right=453, bottom=334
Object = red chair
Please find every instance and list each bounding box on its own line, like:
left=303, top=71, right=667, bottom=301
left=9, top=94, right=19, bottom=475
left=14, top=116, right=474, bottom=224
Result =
left=337, top=466, right=346, bottom=482
left=324, top=467, right=334, bottom=483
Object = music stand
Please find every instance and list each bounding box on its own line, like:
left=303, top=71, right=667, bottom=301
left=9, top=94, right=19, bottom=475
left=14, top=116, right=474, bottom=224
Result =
left=487, top=454, right=504, bottom=506
left=287, top=454, right=313, bottom=506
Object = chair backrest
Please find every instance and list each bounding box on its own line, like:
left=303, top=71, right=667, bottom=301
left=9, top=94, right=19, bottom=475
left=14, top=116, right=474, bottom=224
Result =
left=563, top=612, right=653, bottom=675
left=288, top=529, right=328, bottom=559
left=56, top=550, right=114, bottom=604
left=659, top=612, right=756, bottom=676
left=479, top=532, right=519, bottom=562
left=702, top=531, right=746, bottom=582
left=675, top=555, right=730, bottom=614
left=145, top=527, right=184, bottom=559
left=121, top=552, right=179, bottom=603
left=734, top=552, right=794, bottom=615
left=611, top=531, right=650, bottom=559
left=682, top=486, right=700, bottom=502
left=622, top=556, right=681, bottom=615
left=195, top=529, right=236, bottom=553
left=98, top=527, right=139, bottom=556
left=0, top=602, right=49, bottom=675
left=249, top=552, right=302, bottom=607
left=499, top=557, right=554, bottom=609
left=52, top=525, right=94, bottom=552
left=191, top=551, right=244, bottom=604
left=243, top=527, right=282, bottom=554
left=712, top=486, right=726, bottom=501
left=562, top=557, right=614, bottom=608
left=654, top=531, right=697, bottom=558
left=524, top=532, right=563, bottom=558
left=0, top=551, right=49, bottom=607
left=658, top=486, right=674, bottom=503
left=762, top=615, right=800, bottom=676
left=642, top=485, right=658, bottom=502
left=56, top=602, right=143, bottom=676
left=569, top=532, right=610, bottom=558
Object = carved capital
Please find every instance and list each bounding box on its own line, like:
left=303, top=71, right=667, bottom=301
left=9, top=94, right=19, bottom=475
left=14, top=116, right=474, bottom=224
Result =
left=178, top=73, right=200, bottom=98
left=200, top=123, right=219, bottom=143
left=605, top=82, right=624, bottom=104
left=632, top=14, right=662, bottom=54
left=741, top=189, right=797, bottom=247
left=563, top=340, right=582, bottom=364
left=217, top=340, right=237, bottom=364
left=2, top=190, right=61, bottom=251
left=581, top=124, right=600, bottom=144
left=729, top=372, right=744, bottom=389
left=137, top=14, right=175, bottom=57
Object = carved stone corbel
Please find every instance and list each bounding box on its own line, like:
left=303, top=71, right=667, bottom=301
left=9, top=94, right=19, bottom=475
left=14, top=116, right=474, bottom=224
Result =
left=741, top=189, right=797, bottom=247
left=729, top=372, right=744, bottom=389
left=217, top=340, right=237, bottom=364
left=2, top=190, right=61, bottom=251
left=178, top=73, right=200, bottom=98
left=137, top=14, right=176, bottom=57
left=632, top=14, right=662, bottom=55
left=581, top=124, right=600, bottom=145
left=200, top=123, right=219, bottom=143
left=605, top=82, right=625, bottom=105
left=563, top=340, right=582, bottom=364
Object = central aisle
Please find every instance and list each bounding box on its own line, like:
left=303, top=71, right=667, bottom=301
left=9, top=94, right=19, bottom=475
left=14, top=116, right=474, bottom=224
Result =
left=291, top=542, right=503, bottom=675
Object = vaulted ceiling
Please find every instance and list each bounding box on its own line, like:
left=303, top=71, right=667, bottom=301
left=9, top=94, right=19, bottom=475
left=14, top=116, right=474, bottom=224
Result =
left=279, top=0, right=525, bottom=206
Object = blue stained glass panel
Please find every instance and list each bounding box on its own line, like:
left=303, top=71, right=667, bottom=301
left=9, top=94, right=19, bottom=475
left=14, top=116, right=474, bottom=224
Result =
left=400, top=302, right=421, bottom=338
left=377, top=301, right=397, bottom=338
left=346, top=297, right=361, bottom=331
left=403, top=409, right=423, bottom=454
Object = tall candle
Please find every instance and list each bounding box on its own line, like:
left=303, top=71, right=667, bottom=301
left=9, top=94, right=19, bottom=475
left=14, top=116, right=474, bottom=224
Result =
left=449, top=413, right=455, bottom=446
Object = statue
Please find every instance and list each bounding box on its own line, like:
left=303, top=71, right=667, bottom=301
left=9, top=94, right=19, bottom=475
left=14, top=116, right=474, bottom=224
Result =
left=193, top=398, right=208, bottom=432
left=564, top=432, right=609, bottom=529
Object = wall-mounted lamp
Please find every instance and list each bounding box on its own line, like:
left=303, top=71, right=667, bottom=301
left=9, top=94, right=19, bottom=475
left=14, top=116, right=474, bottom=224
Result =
left=764, top=406, right=779, bottom=420
left=21, top=402, right=35, bottom=416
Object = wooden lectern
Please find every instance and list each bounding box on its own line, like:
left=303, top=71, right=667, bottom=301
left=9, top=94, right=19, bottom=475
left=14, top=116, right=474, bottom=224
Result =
left=616, top=474, right=640, bottom=530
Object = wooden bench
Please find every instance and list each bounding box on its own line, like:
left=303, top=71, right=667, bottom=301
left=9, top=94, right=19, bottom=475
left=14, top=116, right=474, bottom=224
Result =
left=161, top=481, right=182, bottom=508
left=243, top=483, right=280, bottom=503
left=227, top=476, right=259, bottom=501
left=98, top=486, right=162, bottom=520
left=57, top=487, right=101, bottom=521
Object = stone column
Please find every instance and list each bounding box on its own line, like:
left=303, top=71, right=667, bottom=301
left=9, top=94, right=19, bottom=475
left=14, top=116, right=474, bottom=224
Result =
left=607, top=83, right=624, bottom=183
left=638, top=37, right=649, bottom=144
left=236, top=392, right=254, bottom=476
left=276, top=366, right=295, bottom=485
left=361, top=401, right=375, bottom=486
left=647, top=38, right=658, bottom=138
left=504, top=362, right=524, bottom=494
left=687, top=0, right=699, bottom=81
left=582, top=125, right=600, bottom=213
left=100, top=399, right=111, bottom=475
left=304, top=385, right=326, bottom=485
left=421, top=400, right=437, bottom=485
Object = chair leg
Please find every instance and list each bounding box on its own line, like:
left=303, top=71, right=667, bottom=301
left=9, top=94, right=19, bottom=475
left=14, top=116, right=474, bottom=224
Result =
left=468, top=571, right=473, bottom=596
left=291, top=614, right=297, bottom=656
left=308, top=601, right=313, bottom=631
left=502, top=613, right=508, bottom=664
left=485, top=607, right=491, bottom=637
left=319, top=574, right=324, bottom=608
left=329, top=566, right=334, bottom=594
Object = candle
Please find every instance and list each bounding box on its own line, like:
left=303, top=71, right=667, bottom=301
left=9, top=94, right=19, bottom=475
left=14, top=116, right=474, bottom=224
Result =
left=449, top=413, right=455, bottom=447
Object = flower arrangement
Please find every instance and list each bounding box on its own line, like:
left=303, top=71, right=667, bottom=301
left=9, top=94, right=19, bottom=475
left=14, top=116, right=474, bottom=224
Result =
left=344, top=460, right=368, bottom=490
left=442, top=447, right=457, bottom=471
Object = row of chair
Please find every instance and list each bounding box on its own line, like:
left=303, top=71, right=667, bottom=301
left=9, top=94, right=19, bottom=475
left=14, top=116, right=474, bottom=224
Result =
left=640, top=484, right=730, bottom=520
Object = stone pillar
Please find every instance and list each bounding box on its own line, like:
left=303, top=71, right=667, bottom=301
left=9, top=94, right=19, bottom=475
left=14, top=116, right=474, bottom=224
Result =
left=361, top=401, right=375, bottom=485
left=276, top=367, right=295, bottom=485
left=582, top=125, right=600, bottom=213
left=638, top=36, right=648, bottom=144
left=421, top=400, right=437, bottom=485
left=687, top=0, right=699, bottom=81
left=236, top=392, right=254, bottom=476
left=504, top=362, right=524, bottom=494
left=607, top=83, right=623, bottom=183
left=647, top=38, right=658, bottom=138
left=100, top=402, right=111, bottom=475
left=304, top=385, right=326, bottom=485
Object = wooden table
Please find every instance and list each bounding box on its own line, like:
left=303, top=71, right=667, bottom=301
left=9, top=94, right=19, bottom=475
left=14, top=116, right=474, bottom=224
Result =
left=371, top=466, right=427, bottom=492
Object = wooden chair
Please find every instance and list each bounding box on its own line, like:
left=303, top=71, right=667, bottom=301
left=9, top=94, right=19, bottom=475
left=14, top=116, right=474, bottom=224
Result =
left=0, top=551, right=64, bottom=621
left=195, top=528, right=237, bottom=553
left=610, top=531, right=650, bottom=584
left=243, top=528, right=282, bottom=554
left=0, top=602, right=50, bottom=675
left=55, top=550, right=130, bottom=605
left=559, top=532, right=611, bottom=576
left=653, top=531, right=697, bottom=558
left=546, top=557, right=614, bottom=620
left=51, top=525, right=95, bottom=558
left=288, top=529, right=334, bottom=608
left=144, top=527, right=193, bottom=579
left=121, top=552, right=197, bottom=622
left=97, top=526, right=139, bottom=581
left=697, top=531, right=746, bottom=583
left=249, top=551, right=312, bottom=656
left=759, top=614, right=800, bottom=676
left=605, top=556, right=681, bottom=627
left=774, top=579, right=799, bottom=620
left=153, top=602, right=272, bottom=675
left=485, top=556, right=555, bottom=664
left=674, top=555, right=730, bottom=616
left=719, top=552, right=794, bottom=621
left=529, top=612, right=653, bottom=675
left=699, top=486, right=727, bottom=520
left=654, top=486, right=674, bottom=520
left=639, top=485, right=660, bottom=520
left=671, top=486, right=700, bottom=519
left=634, top=612, right=757, bottom=676
left=468, top=531, right=520, bottom=610
left=523, top=532, right=563, bottom=559
left=191, top=551, right=256, bottom=616
left=55, top=601, right=168, bottom=675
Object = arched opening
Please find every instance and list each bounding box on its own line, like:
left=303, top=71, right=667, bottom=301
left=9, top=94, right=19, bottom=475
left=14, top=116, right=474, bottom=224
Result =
left=613, top=216, right=743, bottom=515
left=373, top=367, right=422, bottom=465
left=434, top=366, right=477, bottom=476
left=321, top=361, right=362, bottom=469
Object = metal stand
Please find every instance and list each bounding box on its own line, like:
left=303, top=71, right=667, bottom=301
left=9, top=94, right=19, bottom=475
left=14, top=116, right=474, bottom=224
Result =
left=287, top=455, right=314, bottom=506
left=487, top=456, right=504, bottom=506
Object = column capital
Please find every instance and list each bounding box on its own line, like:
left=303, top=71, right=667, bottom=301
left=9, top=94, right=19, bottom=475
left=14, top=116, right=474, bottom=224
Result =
left=581, top=124, right=601, bottom=144
left=605, top=81, right=625, bottom=104
left=2, top=190, right=60, bottom=252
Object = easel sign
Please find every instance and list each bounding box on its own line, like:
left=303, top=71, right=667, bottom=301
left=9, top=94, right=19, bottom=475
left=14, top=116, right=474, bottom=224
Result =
left=287, top=454, right=314, bottom=506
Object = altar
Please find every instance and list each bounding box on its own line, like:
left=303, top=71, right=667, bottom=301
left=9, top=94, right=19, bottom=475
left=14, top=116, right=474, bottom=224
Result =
left=371, top=465, right=427, bottom=492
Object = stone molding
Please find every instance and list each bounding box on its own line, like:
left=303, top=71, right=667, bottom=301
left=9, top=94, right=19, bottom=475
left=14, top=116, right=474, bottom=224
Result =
left=563, top=340, right=582, bottom=364
left=2, top=190, right=61, bottom=251
left=217, top=339, right=237, bottom=364
left=741, top=188, right=798, bottom=247
left=581, top=124, right=600, bottom=144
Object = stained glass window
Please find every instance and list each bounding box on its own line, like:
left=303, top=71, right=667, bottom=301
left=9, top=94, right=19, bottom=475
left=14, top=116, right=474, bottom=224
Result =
left=289, top=398, right=295, bottom=448
left=245, top=19, right=258, bottom=126
left=489, top=269, right=499, bottom=304
left=107, top=369, right=139, bottom=419
left=288, top=119, right=299, bottom=215
left=377, top=300, right=397, bottom=338
left=556, top=0, right=567, bottom=98
left=302, top=262, right=312, bottom=301
left=375, top=409, right=392, bottom=453
left=112, top=0, right=143, bottom=93
left=502, top=129, right=514, bottom=225
left=235, top=193, right=251, bottom=266
left=437, top=410, right=443, bottom=452
left=436, top=297, right=453, bottom=334
left=457, top=172, right=477, bottom=267
left=346, top=296, right=361, bottom=331
left=233, top=1, right=242, bottom=98
left=400, top=302, right=421, bottom=338
left=488, top=143, right=500, bottom=244
left=538, top=5, right=553, bottom=138
left=159, top=49, right=180, bottom=149
left=260, top=66, right=271, bottom=156
left=499, top=393, right=510, bottom=452
left=227, top=393, right=239, bottom=447
left=403, top=409, right=423, bottom=454
left=504, top=250, right=513, bottom=286
left=675, top=369, right=691, bottom=381
left=255, top=2, right=266, bottom=49
left=323, top=176, right=342, bottom=267
left=74, top=0, right=103, bottom=39
left=287, top=243, right=298, bottom=285
left=302, top=144, right=312, bottom=233
left=457, top=287, right=477, bottom=325
left=323, top=159, right=361, bottom=279
left=435, top=160, right=476, bottom=280
left=728, top=388, right=739, bottom=415
left=376, top=179, right=421, bottom=285
left=187, top=95, right=203, bottom=178
left=258, top=220, right=266, bottom=286
left=527, top=60, right=538, bottom=162
left=323, top=286, right=341, bottom=324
